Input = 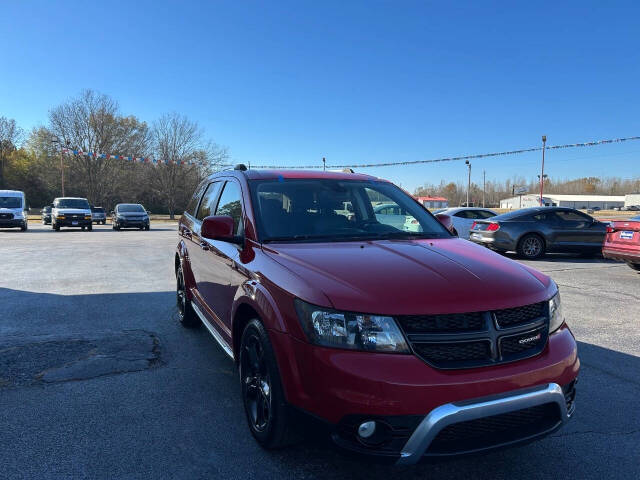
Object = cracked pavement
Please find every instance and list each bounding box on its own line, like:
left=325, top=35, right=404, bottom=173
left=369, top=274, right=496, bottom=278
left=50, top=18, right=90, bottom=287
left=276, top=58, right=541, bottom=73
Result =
left=0, top=224, right=638, bottom=479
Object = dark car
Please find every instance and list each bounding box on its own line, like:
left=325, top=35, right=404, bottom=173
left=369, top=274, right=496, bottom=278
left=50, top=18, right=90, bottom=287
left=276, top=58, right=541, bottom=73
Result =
left=469, top=207, right=607, bottom=259
left=112, top=203, right=150, bottom=230
left=602, top=215, right=640, bottom=271
left=42, top=205, right=52, bottom=225
left=91, top=206, right=107, bottom=225
left=174, top=167, right=578, bottom=464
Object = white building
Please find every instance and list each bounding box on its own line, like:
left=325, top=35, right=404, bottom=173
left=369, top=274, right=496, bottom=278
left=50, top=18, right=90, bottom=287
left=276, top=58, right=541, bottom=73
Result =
left=625, top=193, right=640, bottom=207
left=500, top=194, right=625, bottom=210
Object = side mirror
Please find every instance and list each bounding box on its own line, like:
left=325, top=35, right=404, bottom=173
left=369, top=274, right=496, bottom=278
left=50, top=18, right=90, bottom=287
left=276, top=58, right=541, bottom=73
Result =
left=201, top=215, right=242, bottom=244
left=435, top=213, right=457, bottom=236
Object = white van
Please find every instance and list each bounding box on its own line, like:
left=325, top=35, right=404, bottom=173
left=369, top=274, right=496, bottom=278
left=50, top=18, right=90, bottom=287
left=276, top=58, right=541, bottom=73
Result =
left=51, top=197, right=93, bottom=231
left=0, top=190, right=28, bottom=231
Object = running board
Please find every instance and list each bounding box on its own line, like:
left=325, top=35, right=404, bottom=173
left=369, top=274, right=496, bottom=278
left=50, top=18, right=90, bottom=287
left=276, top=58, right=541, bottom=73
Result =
left=191, top=302, right=234, bottom=360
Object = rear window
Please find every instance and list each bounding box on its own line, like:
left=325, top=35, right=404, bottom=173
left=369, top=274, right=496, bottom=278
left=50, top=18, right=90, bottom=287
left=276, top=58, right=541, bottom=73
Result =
left=0, top=196, right=22, bottom=209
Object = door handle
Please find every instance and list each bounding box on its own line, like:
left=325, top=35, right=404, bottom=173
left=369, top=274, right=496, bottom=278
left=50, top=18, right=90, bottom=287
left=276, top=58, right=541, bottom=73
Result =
left=199, top=241, right=210, bottom=251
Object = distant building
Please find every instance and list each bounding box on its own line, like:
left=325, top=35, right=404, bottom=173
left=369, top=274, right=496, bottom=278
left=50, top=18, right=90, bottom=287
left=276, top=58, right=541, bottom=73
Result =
left=500, top=194, right=625, bottom=210
left=416, top=196, right=449, bottom=209
left=625, top=193, right=640, bottom=207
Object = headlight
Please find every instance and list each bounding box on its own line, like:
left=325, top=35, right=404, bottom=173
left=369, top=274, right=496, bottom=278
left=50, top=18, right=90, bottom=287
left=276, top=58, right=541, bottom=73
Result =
left=14, top=211, right=24, bottom=219
left=549, top=291, right=564, bottom=333
left=84, top=215, right=92, bottom=219
left=57, top=215, right=66, bottom=219
left=294, top=299, right=409, bottom=353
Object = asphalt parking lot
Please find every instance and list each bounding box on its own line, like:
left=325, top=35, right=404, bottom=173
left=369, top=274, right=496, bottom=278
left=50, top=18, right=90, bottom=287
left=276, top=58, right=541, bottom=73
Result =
left=1, top=223, right=639, bottom=479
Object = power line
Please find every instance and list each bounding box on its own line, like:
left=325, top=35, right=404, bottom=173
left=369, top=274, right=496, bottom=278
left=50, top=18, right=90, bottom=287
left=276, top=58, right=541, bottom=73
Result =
left=249, top=135, right=640, bottom=170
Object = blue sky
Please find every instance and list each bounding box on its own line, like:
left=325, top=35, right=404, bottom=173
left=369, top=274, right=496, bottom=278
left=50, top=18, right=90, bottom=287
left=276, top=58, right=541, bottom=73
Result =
left=1, top=0, right=639, bottom=191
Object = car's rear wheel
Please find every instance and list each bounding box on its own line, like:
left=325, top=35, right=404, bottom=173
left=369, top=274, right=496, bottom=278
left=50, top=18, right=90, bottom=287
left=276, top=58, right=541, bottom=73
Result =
left=517, top=234, right=545, bottom=259
left=176, top=265, right=199, bottom=327
left=240, top=319, right=295, bottom=449
left=628, top=263, right=640, bottom=272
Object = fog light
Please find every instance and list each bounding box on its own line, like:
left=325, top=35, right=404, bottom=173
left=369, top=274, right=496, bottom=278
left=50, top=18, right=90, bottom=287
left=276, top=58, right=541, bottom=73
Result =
left=357, top=421, right=376, bottom=439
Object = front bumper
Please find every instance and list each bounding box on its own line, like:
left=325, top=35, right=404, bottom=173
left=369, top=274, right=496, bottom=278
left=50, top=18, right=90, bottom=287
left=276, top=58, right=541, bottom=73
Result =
left=0, top=219, right=26, bottom=228
left=270, top=325, right=579, bottom=463
left=55, top=218, right=92, bottom=227
left=116, top=218, right=149, bottom=228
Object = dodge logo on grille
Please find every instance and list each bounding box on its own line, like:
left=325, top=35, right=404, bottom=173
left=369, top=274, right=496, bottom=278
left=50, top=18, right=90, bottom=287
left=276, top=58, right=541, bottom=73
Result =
left=518, top=333, right=541, bottom=345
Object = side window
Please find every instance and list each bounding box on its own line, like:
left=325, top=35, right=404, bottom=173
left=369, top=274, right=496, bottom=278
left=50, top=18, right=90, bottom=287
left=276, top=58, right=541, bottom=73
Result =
left=533, top=213, right=547, bottom=221
left=477, top=210, right=496, bottom=219
left=196, top=182, right=222, bottom=221
left=215, top=181, right=244, bottom=236
left=555, top=210, right=589, bottom=222
left=185, top=182, right=208, bottom=217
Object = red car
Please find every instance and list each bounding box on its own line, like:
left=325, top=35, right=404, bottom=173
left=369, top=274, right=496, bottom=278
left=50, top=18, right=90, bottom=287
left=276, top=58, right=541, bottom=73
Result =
left=175, top=166, right=579, bottom=464
left=602, top=215, right=640, bottom=271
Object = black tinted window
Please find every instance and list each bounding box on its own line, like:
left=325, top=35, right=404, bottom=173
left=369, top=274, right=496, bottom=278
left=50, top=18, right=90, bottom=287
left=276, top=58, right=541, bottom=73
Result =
left=117, top=204, right=145, bottom=213
left=185, top=182, right=207, bottom=217
left=476, top=210, right=496, bottom=219
left=195, top=182, right=222, bottom=221
left=215, top=181, right=244, bottom=236
left=56, top=198, right=90, bottom=209
left=0, top=197, right=22, bottom=208
left=555, top=210, right=590, bottom=222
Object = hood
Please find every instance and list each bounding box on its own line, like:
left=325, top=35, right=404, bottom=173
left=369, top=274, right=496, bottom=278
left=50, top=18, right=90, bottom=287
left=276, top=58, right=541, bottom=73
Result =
left=54, top=208, right=90, bottom=215
left=263, top=238, right=554, bottom=315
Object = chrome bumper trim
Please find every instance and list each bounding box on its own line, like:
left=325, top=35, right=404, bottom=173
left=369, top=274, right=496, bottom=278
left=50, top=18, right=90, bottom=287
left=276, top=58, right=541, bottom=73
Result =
left=396, top=383, right=568, bottom=465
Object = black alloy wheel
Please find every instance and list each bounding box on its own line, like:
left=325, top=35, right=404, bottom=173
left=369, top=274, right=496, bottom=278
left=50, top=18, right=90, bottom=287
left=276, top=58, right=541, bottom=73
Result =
left=239, top=319, right=296, bottom=448
left=176, top=265, right=199, bottom=327
left=518, top=234, right=545, bottom=259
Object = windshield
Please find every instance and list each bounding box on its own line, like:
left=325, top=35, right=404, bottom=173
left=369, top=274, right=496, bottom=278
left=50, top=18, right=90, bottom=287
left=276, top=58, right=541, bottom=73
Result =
left=117, top=204, right=145, bottom=213
left=56, top=198, right=90, bottom=209
left=91, top=207, right=104, bottom=213
left=0, top=197, right=22, bottom=209
left=43, top=206, right=51, bottom=212
left=249, top=178, right=450, bottom=243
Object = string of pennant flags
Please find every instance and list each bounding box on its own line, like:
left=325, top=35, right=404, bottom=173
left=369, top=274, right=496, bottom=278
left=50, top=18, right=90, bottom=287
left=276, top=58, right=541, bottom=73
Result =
left=251, top=135, right=640, bottom=169
left=61, top=148, right=197, bottom=165
left=60, top=134, right=640, bottom=169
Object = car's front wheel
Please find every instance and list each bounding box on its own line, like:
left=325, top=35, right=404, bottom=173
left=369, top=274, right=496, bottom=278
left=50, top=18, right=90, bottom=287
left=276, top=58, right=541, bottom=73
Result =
left=517, top=234, right=545, bottom=259
left=176, top=265, right=200, bottom=327
left=240, top=319, right=295, bottom=449
left=628, top=263, right=640, bottom=272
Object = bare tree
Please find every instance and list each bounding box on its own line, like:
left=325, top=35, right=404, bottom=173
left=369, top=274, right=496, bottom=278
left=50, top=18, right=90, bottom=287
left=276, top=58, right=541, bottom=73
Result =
left=47, top=89, right=151, bottom=204
left=150, top=113, right=227, bottom=218
left=0, top=116, right=25, bottom=188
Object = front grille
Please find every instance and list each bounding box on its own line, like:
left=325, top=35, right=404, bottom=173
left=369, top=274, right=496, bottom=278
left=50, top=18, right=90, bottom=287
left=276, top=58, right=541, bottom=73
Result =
left=0, top=213, right=14, bottom=220
left=66, top=214, right=86, bottom=220
left=397, top=313, right=484, bottom=333
left=399, top=302, right=549, bottom=369
left=427, top=403, right=561, bottom=455
left=413, top=341, right=490, bottom=365
left=495, top=302, right=545, bottom=328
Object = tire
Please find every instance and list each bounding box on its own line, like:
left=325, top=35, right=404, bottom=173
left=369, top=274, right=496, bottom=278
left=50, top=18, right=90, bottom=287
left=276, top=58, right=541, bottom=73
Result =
left=176, top=265, right=200, bottom=327
left=54, top=223, right=60, bottom=231
left=21, top=223, right=27, bottom=231
left=87, top=224, right=92, bottom=231
left=628, top=263, right=640, bottom=272
left=240, top=319, right=295, bottom=449
left=517, top=234, right=545, bottom=259
left=81, top=226, right=86, bottom=231
left=145, top=225, right=150, bottom=231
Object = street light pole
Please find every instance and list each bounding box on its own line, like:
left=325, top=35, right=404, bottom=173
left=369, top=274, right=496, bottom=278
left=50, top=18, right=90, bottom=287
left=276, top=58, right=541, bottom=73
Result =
left=465, top=160, right=471, bottom=206
left=482, top=170, right=486, bottom=208
left=52, top=138, right=67, bottom=196
left=539, top=135, right=546, bottom=206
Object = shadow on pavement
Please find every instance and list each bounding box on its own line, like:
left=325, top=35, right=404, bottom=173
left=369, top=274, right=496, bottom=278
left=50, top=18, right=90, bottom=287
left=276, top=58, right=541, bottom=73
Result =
left=1, top=286, right=638, bottom=479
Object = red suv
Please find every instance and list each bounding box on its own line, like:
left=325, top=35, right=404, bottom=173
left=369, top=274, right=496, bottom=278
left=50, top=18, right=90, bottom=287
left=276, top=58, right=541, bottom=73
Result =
left=602, top=215, right=640, bottom=272
left=175, top=166, right=579, bottom=464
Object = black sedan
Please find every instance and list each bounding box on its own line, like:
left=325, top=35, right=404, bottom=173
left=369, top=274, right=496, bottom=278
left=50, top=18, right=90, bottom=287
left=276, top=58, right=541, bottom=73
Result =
left=41, top=205, right=52, bottom=224
left=468, top=207, right=607, bottom=259
left=111, top=204, right=150, bottom=230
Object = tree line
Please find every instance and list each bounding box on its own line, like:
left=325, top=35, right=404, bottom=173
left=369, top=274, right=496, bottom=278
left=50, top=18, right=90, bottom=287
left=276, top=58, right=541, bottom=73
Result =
left=0, top=90, right=227, bottom=217
left=415, top=175, right=640, bottom=207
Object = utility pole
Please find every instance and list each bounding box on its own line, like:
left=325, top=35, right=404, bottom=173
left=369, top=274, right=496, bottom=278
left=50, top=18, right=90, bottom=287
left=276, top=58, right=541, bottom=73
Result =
left=465, top=160, right=471, bottom=206
left=52, top=138, right=68, bottom=196
left=539, top=135, right=546, bottom=206
left=482, top=170, right=486, bottom=207
left=322, top=157, right=326, bottom=171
